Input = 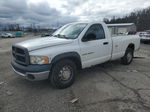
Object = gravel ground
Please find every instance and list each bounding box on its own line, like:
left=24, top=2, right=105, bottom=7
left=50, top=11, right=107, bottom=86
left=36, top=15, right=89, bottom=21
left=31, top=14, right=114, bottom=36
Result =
left=0, top=37, right=150, bottom=112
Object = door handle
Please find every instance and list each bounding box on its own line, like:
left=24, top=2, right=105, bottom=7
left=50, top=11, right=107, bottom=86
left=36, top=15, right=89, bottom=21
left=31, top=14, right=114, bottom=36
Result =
left=103, top=42, right=109, bottom=45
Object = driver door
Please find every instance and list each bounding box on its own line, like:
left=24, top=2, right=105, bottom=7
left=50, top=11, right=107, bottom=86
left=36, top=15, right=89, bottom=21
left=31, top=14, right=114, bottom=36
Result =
left=79, top=24, right=111, bottom=68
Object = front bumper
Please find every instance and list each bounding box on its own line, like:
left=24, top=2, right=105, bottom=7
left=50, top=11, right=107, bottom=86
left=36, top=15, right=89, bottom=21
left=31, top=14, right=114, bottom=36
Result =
left=11, top=60, right=51, bottom=81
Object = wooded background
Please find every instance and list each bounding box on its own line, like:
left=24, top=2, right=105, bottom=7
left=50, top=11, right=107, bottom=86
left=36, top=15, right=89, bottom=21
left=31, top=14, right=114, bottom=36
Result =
left=104, top=7, right=150, bottom=31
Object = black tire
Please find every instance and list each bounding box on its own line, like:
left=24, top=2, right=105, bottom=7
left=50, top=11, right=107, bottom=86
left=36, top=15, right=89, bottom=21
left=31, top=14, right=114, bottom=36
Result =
left=121, top=48, right=134, bottom=65
left=50, top=59, right=76, bottom=89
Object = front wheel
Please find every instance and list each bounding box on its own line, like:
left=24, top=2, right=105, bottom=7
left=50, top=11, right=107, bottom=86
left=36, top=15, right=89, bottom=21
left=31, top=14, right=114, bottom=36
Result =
left=50, top=59, right=76, bottom=89
left=121, top=48, right=134, bottom=65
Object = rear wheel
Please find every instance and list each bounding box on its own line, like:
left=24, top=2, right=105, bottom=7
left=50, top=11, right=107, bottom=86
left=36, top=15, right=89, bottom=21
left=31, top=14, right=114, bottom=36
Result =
left=121, top=48, right=134, bottom=65
left=50, top=59, right=76, bottom=89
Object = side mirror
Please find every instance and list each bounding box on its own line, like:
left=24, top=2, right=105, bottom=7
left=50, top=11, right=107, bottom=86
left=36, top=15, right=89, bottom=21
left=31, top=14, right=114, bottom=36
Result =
left=82, top=33, right=96, bottom=42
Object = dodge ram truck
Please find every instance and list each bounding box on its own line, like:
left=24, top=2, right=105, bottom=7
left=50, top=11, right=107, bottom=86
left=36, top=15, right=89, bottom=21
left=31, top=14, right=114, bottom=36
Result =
left=11, top=22, right=140, bottom=89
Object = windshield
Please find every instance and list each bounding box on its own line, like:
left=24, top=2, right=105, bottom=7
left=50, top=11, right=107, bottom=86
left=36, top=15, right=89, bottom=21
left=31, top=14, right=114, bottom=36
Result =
left=52, top=23, right=87, bottom=39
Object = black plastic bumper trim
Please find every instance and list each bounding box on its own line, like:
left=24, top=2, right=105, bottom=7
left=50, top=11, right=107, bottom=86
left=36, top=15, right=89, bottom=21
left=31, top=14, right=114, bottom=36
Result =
left=11, top=60, right=51, bottom=73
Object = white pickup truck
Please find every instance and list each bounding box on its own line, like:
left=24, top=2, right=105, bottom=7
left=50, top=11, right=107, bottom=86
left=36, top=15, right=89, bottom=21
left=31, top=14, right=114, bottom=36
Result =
left=11, top=22, right=140, bottom=89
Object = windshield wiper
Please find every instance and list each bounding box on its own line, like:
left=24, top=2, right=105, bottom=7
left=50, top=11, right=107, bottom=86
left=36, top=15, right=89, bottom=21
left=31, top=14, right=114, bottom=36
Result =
left=53, top=34, right=70, bottom=39
left=52, top=34, right=58, bottom=37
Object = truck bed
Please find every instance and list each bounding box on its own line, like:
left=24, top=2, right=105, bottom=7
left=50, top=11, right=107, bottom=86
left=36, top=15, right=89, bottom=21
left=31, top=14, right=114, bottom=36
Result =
left=111, top=35, right=140, bottom=60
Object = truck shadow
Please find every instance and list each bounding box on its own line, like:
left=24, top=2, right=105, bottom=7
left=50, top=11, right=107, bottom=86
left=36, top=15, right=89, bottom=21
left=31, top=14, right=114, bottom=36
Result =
left=76, top=60, right=123, bottom=82
left=141, top=42, right=150, bottom=45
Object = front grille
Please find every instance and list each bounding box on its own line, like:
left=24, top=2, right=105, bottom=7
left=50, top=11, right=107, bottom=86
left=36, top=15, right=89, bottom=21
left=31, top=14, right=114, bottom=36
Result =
left=12, top=45, right=29, bottom=65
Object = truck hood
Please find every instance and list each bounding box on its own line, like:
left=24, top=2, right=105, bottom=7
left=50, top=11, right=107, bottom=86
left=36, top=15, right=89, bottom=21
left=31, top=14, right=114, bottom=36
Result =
left=16, top=37, right=73, bottom=51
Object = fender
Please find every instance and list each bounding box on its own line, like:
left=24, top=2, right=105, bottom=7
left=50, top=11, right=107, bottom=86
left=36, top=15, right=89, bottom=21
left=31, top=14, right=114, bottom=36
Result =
left=127, top=43, right=135, bottom=50
left=51, top=52, right=82, bottom=69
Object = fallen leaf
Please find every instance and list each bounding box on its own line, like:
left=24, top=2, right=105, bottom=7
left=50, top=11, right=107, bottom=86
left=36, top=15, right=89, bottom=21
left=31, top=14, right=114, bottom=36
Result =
left=69, top=98, right=79, bottom=103
left=0, top=82, right=4, bottom=85
left=6, top=91, right=13, bottom=96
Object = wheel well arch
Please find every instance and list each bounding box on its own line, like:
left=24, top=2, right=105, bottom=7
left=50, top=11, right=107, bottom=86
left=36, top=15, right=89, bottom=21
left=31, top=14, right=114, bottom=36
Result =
left=51, top=52, right=82, bottom=70
left=127, top=43, right=135, bottom=51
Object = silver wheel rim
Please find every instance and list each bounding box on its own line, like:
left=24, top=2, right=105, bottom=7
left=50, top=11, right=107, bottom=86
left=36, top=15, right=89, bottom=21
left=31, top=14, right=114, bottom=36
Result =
left=58, top=66, right=72, bottom=81
left=127, top=52, right=132, bottom=63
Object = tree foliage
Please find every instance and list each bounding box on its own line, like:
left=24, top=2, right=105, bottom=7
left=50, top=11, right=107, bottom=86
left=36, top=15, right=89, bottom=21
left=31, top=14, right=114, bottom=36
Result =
left=105, top=7, right=150, bottom=31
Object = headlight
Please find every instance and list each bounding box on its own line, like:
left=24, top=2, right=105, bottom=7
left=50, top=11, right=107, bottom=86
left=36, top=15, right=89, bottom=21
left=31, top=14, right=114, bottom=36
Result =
left=30, top=56, right=49, bottom=64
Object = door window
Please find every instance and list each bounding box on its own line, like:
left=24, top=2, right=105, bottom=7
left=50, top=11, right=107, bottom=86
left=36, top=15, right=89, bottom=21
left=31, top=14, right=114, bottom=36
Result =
left=82, top=24, right=105, bottom=41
